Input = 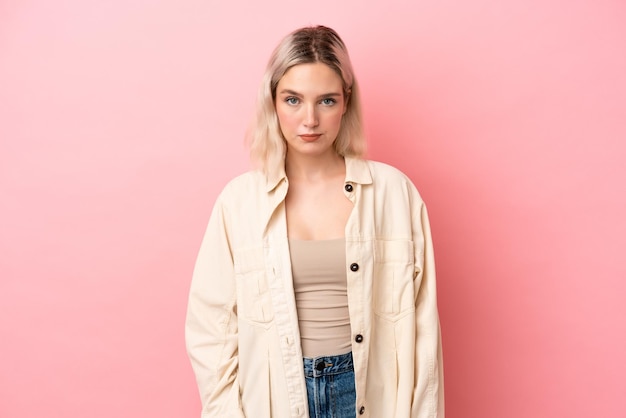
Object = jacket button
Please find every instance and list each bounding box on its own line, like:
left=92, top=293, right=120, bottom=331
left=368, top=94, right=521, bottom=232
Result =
left=359, top=405, right=365, bottom=414
left=344, top=183, right=353, bottom=192
left=355, top=334, right=364, bottom=343
left=350, top=263, right=359, bottom=272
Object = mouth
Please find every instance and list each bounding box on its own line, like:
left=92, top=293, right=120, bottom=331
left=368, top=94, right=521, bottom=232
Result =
left=299, top=134, right=322, bottom=142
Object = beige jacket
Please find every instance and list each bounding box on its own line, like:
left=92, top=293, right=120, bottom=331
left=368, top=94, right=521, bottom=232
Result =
left=186, top=157, right=444, bottom=417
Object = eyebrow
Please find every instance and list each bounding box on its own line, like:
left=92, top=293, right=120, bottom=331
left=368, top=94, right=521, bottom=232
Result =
left=278, top=89, right=342, bottom=98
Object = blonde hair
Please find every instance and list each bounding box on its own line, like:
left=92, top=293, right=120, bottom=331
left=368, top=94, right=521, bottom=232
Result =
left=248, top=25, right=366, bottom=175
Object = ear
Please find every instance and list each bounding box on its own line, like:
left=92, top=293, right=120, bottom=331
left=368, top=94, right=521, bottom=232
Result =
left=343, top=89, right=351, bottom=114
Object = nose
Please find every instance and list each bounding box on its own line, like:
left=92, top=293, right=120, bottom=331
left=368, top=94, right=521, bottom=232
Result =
left=303, top=104, right=319, bottom=128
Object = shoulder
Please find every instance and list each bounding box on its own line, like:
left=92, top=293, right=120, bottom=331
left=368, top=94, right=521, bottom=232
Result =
left=223, top=170, right=265, bottom=190
left=366, top=160, right=419, bottom=188
left=216, top=170, right=266, bottom=204
left=366, top=160, right=410, bottom=180
left=364, top=159, right=426, bottom=203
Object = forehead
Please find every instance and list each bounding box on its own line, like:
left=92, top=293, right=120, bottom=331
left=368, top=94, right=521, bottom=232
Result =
left=277, top=62, right=343, bottom=92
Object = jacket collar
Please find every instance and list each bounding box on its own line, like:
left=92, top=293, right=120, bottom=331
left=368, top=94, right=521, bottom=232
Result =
left=344, top=156, right=373, bottom=186
left=265, top=166, right=286, bottom=193
left=264, top=156, right=372, bottom=192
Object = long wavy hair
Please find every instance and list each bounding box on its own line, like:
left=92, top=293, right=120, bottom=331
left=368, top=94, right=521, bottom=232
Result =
left=248, top=25, right=366, bottom=175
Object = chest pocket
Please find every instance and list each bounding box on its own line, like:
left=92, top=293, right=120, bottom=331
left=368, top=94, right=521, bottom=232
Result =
left=233, top=246, right=275, bottom=325
left=372, top=239, right=416, bottom=320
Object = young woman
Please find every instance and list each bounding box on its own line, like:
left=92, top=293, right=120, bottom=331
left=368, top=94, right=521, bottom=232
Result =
left=186, top=26, right=444, bottom=418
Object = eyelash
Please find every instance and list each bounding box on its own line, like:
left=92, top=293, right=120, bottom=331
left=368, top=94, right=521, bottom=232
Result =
left=284, top=97, right=337, bottom=106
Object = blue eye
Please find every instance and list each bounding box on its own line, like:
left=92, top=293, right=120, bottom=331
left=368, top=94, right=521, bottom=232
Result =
left=285, top=97, right=300, bottom=105
left=321, top=98, right=337, bottom=106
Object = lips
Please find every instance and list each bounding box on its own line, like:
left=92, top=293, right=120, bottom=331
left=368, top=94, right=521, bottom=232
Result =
left=299, top=134, right=322, bottom=142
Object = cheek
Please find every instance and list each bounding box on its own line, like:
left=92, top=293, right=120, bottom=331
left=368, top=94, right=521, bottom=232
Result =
left=328, top=112, right=344, bottom=131
left=276, top=107, right=296, bottom=130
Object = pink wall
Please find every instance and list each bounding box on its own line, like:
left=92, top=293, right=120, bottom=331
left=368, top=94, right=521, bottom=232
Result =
left=2, top=1, right=625, bottom=417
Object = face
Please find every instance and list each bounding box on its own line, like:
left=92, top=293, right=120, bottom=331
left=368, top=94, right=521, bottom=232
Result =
left=275, top=62, right=347, bottom=159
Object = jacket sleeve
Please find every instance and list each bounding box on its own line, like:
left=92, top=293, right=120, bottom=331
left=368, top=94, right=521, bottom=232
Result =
left=411, top=196, right=445, bottom=417
left=185, top=195, right=245, bottom=418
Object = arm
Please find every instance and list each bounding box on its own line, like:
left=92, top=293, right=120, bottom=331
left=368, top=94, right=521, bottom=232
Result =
left=411, top=199, right=445, bottom=417
left=185, top=197, right=245, bottom=417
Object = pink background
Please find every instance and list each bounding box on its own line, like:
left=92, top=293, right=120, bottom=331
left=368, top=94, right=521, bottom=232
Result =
left=2, top=1, right=625, bottom=417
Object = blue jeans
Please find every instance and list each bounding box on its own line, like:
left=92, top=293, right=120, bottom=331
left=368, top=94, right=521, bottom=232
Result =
left=303, top=352, right=356, bottom=418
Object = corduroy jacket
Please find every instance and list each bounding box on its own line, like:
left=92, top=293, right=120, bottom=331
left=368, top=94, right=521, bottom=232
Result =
left=186, top=157, right=444, bottom=417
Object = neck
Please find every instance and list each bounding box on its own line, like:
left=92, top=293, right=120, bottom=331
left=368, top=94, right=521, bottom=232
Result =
left=285, top=151, right=345, bottom=182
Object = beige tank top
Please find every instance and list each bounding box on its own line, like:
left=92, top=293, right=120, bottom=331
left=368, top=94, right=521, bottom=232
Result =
left=288, top=238, right=352, bottom=358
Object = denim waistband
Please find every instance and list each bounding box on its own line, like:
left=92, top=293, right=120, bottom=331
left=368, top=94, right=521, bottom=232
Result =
left=303, top=351, right=353, bottom=378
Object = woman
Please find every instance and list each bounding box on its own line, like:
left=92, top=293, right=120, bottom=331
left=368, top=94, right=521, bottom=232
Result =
left=186, top=26, right=444, bottom=418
